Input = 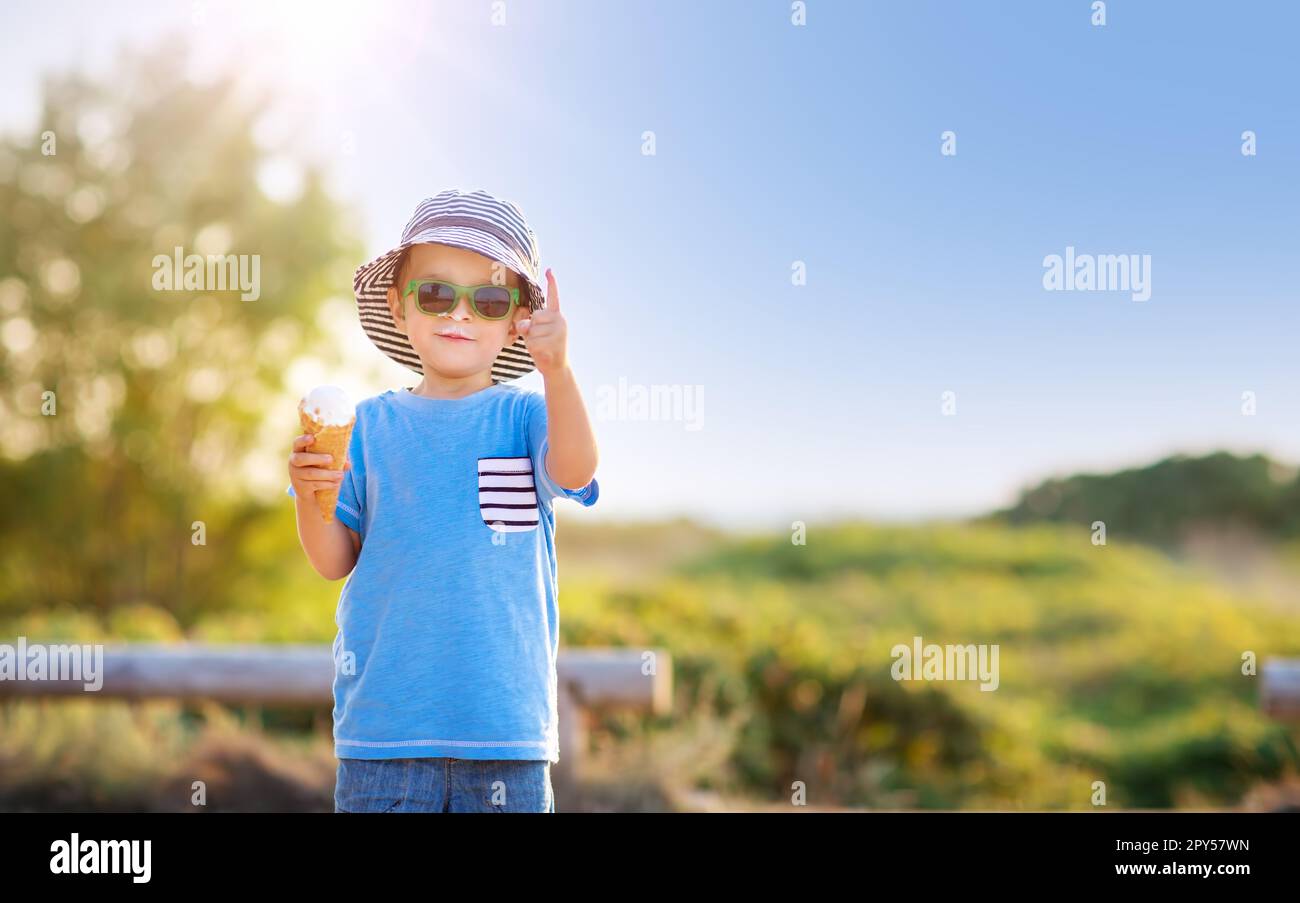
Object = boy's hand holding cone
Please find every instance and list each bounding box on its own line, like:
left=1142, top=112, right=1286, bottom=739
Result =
left=289, top=385, right=356, bottom=523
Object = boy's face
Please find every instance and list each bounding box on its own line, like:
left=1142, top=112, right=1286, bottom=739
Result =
left=386, top=242, right=528, bottom=381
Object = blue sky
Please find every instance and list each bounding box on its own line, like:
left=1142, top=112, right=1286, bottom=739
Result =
left=3, top=1, right=1298, bottom=526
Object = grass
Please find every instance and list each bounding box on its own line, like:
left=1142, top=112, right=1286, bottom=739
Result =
left=3, top=517, right=1299, bottom=810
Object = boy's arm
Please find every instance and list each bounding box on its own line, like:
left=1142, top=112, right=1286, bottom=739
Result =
left=517, top=268, right=598, bottom=490
left=293, top=493, right=359, bottom=580
left=541, top=364, right=598, bottom=490
left=287, top=429, right=363, bottom=580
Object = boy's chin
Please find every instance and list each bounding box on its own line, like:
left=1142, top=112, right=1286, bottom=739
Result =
left=417, top=349, right=499, bottom=380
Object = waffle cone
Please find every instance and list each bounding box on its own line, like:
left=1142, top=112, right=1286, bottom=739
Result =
left=298, top=401, right=355, bottom=523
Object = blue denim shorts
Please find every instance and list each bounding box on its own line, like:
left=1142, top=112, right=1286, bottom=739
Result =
left=334, top=756, right=555, bottom=813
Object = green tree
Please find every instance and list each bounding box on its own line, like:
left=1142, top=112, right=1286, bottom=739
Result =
left=0, top=42, right=362, bottom=625
left=989, top=452, right=1300, bottom=547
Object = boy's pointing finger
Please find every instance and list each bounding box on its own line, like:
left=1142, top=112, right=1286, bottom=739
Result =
left=545, top=267, right=559, bottom=313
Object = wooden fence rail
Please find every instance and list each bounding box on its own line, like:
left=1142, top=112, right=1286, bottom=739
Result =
left=10, top=645, right=1292, bottom=797
left=0, top=643, right=673, bottom=789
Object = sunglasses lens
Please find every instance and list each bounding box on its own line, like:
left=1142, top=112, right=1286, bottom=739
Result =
left=474, top=287, right=513, bottom=319
left=416, top=281, right=456, bottom=314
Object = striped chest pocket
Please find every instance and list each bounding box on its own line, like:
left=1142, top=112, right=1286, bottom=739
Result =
left=477, top=456, right=540, bottom=532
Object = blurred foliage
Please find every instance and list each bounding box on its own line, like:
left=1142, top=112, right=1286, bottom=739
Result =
left=0, top=43, right=363, bottom=623
left=559, top=521, right=1300, bottom=808
left=989, top=452, right=1300, bottom=547
left=6, top=517, right=1297, bottom=809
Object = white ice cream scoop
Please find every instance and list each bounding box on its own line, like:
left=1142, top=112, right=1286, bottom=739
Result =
left=300, top=385, right=355, bottom=426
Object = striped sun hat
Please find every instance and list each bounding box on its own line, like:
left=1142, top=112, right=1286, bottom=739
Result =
left=352, top=189, right=546, bottom=383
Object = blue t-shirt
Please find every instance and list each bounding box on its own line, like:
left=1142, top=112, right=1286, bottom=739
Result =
left=286, top=382, right=599, bottom=763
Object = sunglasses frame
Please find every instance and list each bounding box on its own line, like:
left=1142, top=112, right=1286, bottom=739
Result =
left=402, top=279, right=522, bottom=321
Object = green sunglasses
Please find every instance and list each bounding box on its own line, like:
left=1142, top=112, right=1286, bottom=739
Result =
left=403, top=279, right=522, bottom=321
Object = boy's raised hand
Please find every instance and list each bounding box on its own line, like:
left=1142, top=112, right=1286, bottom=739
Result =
left=516, top=267, right=567, bottom=377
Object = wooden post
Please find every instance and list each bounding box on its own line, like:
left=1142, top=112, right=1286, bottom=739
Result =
left=1261, top=659, right=1300, bottom=719
left=555, top=678, right=585, bottom=807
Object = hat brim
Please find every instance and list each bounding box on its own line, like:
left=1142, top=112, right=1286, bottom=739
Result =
left=352, top=227, right=546, bottom=383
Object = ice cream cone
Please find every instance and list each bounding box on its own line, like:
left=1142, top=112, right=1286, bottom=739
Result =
left=298, top=401, right=355, bottom=523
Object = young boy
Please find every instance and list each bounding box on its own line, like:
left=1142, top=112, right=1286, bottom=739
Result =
left=285, top=189, right=599, bottom=812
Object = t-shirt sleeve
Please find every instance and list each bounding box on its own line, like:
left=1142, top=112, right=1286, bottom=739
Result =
left=285, top=416, right=365, bottom=534
left=525, top=391, right=599, bottom=508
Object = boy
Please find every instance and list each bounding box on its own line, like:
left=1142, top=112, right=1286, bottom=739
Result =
left=285, top=189, right=599, bottom=812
